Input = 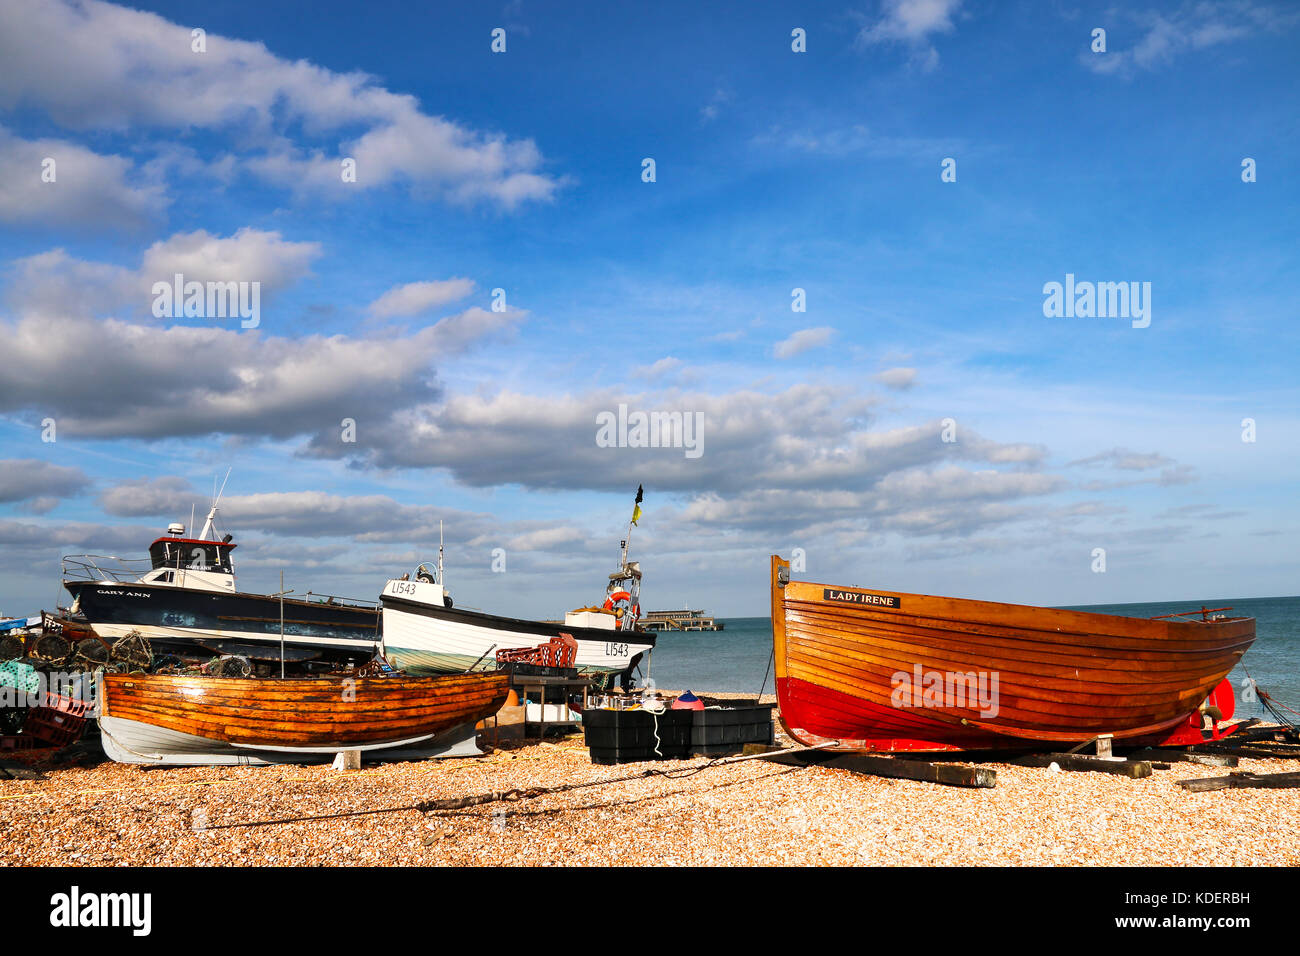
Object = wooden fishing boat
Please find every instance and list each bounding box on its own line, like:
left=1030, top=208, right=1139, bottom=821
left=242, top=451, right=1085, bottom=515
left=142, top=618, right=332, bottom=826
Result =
left=769, top=555, right=1256, bottom=753
left=97, top=670, right=510, bottom=765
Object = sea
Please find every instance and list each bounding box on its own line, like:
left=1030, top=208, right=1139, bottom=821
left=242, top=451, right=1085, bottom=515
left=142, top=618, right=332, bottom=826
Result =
left=646, top=595, right=1300, bottom=723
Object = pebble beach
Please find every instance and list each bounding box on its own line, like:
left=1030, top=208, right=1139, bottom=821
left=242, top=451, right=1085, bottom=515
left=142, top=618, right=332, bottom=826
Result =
left=3, top=699, right=1298, bottom=868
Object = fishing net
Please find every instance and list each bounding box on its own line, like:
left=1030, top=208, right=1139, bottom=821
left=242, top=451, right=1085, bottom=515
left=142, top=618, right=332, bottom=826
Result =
left=150, top=654, right=185, bottom=675
left=203, top=655, right=252, bottom=678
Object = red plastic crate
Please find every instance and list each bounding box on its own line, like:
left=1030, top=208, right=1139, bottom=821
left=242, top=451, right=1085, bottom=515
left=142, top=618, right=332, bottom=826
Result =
left=20, top=707, right=87, bottom=748
left=496, top=646, right=542, bottom=664
left=38, top=692, right=91, bottom=718
left=495, top=635, right=577, bottom=669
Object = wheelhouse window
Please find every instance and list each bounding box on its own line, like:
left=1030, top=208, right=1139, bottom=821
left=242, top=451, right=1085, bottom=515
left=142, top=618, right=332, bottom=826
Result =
left=149, top=540, right=234, bottom=574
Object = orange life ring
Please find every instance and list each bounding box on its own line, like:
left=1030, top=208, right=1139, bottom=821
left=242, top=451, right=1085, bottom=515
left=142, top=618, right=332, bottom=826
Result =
left=603, top=590, right=631, bottom=611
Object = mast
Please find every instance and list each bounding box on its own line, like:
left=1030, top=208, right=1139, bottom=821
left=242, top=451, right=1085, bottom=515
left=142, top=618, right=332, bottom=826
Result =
left=438, top=520, right=444, bottom=585
left=198, top=467, right=232, bottom=541
left=615, top=485, right=644, bottom=632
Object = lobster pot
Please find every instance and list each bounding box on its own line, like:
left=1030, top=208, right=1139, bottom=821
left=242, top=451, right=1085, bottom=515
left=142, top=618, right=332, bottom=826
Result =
left=583, top=708, right=692, bottom=764
left=689, top=704, right=776, bottom=756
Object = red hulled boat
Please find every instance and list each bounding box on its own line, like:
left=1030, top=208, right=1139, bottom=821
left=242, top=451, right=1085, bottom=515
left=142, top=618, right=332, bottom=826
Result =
left=770, top=555, right=1255, bottom=753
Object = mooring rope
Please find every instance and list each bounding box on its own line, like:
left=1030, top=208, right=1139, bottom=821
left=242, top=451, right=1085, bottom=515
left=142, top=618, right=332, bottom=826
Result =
left=1244, top=667, right=1300, bottom=729
left=206, top=741, right=836, bottom=831
left=756, top=646, right=775, bottom=702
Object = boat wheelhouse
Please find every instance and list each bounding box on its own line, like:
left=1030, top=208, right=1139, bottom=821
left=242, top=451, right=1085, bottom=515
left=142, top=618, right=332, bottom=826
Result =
left=139, top=522, right=237, bottom=592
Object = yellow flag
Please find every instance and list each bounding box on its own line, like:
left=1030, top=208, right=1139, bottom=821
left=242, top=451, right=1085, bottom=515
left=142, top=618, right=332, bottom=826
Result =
left=631, top=504, right=642, bottom=526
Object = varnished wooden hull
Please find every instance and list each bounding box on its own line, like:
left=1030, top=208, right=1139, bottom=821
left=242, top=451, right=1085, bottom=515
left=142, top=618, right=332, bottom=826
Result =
left=98, top=671, right=509, bottom=761
left=770, top=556, right=1256, bottom=753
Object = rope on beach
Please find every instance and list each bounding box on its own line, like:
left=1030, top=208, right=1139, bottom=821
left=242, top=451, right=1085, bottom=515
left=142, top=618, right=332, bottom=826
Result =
left=206, top=741, right=837, bottom=831
left=1244, top=667, right=1300, bottom=730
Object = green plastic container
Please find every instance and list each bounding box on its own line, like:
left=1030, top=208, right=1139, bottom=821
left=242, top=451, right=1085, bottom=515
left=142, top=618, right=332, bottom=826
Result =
left=0, top=659, right=41, bottom=696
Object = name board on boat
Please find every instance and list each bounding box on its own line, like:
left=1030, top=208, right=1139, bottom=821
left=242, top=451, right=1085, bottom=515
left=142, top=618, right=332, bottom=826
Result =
left=823, top=588, right=900, bottom=609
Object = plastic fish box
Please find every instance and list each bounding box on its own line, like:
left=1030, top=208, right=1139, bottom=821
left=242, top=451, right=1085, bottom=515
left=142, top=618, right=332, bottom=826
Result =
left=690, top=704, right=776, bottom=756
left=498, top=662, right=579, bottom=680
left=582, top=708, right=692, bottom=764
left=21, top=707, right=87, bottom=748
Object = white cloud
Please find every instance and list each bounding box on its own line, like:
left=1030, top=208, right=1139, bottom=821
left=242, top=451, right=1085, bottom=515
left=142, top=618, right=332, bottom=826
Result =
left=856, top=0, right=963, bottom=69
left=6, top=229, right=322, bottom=320
left=367, top=279, right=476, bottom=319
left=632, top=357, right=684, bottom=380
left=859, top=0, right=962, bottom=42
left=773, top=326, right=833, bottom=359
left=0, top=126, right=165, bottom=228
left=756, top=123, right=965, bottom=160
left=140, top=228, right=321, bottom=292
left=0, top=0, right=562, bottom=208
left=1082, top=2, right=1297, bottom=76
left=873, top=366, right=917, bottom=389
left=0, top=459, right=90, bottom=504
left=700, top=87, right=732, bottom=124
left=1067, top=447, right=1172, bottom=471
left=0, top=305, right=521, bottom=442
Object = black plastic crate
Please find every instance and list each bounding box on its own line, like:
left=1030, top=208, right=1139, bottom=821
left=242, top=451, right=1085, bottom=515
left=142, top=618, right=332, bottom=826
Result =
left=690, top=704, right=776, bottom=756
left=497, top=661, right=579, bottom=680
left=582, top=708, right=692, bottom=764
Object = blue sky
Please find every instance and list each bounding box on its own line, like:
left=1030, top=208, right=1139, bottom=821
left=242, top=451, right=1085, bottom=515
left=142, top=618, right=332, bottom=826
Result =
left=0, top=0, right=1296, bottom=617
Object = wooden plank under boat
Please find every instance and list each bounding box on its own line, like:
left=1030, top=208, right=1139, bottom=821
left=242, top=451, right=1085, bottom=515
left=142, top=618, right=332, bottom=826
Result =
left=769, top=555, right=1256, bottom=753
left=97, top=670, right=510, bottom=765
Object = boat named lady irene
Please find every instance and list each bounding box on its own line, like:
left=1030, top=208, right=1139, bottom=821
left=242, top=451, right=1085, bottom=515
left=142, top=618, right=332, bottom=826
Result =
left=769, top=554, right=1256, bottom=753
left=381, top=490, right=656, bottom=686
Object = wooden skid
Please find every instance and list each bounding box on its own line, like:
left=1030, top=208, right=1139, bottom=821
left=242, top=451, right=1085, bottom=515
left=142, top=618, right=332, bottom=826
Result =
left=1192, top=739, right=1300, bottom=760
left=1125, top=748, right=1239, bottom=768
left=1014, top=753, right=1153, bottom=777
left=1178, top=770, right=1300, bottom=792
left=763, top=747, right=995, bottom=788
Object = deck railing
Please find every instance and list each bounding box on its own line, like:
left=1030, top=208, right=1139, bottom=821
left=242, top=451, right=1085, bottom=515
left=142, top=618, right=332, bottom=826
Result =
left=61, top=554, right=152, bottom=584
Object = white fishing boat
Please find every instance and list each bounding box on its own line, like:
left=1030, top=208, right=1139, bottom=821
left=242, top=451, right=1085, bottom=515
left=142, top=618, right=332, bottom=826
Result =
left=380, top=489, right=655, bottom=686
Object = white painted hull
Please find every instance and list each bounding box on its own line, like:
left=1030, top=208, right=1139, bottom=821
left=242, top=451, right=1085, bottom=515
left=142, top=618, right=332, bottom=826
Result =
left=380, top=598, right=653, bottom=677
left=98, top=715, right=484, bottom=765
